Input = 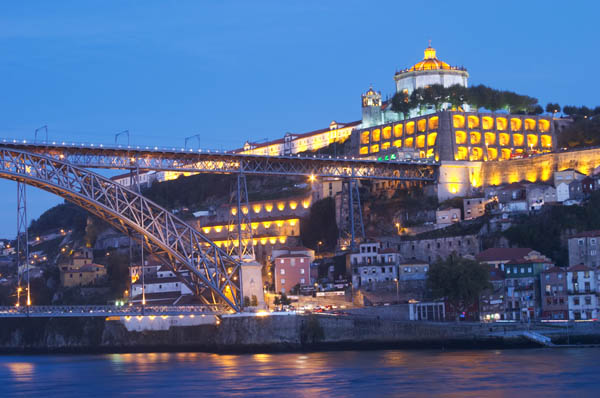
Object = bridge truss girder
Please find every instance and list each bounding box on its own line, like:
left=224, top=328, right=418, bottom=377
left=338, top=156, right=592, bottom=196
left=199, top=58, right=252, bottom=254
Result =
left=0, top=148, right=242, bottom=312
left=0, top=143, right=438, bottom=181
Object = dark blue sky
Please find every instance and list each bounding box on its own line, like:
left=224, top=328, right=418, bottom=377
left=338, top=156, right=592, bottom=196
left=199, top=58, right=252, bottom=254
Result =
left=0, top=0, right=598, bottom=237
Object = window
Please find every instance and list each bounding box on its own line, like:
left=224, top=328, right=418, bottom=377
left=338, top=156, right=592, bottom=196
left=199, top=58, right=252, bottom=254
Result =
left=521, top=268, right=525, bottom=274
left=300, top=268, right=305, bottom=274
left=545, top=274, right=550, bottom=280
left=558, top=273, right=563, bottom=279
left=528, top=267, right=532, bottom=273
left=578, top=239, right=584, bottom=246
left=584, top=271, right=590, bottom=278
left=585, top=296, right=592, bottom=305
left=574, top=297, right=580, bottom=305
left=300, top=278, right=305, bottom=284
left=281, top=278, right=285, bottom=285
left=381, top=267, right=386, bottom=273
left=300, top=258, right=304, bottom=263
left=591, top=239, right=597, bottom=245
left=280, top=269, right=285, bottom=275
left=280, top=259, right=284, bottom=264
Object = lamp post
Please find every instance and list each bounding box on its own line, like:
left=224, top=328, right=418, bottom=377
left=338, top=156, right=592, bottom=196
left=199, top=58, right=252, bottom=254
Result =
left=394, top=277, right=399, bottom=304
left=395, top=222, right=401, bottom=235
left=317, top=241, right=322, bottom=256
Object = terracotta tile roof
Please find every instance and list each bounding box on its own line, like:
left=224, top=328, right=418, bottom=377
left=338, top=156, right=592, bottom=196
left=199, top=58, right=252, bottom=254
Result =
left=568, top=264, right=593, bottom=272
left=543, top=266, right=566, bottom=274
left=570, top=230, right=600, bottom=239
left=476, top=248, right=535, bottom=262
left=380, top=248, right=398, bottom=254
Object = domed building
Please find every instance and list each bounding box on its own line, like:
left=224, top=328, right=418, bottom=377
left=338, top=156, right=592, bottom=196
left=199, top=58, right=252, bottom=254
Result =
left=394, top=43, right=468, bottom=96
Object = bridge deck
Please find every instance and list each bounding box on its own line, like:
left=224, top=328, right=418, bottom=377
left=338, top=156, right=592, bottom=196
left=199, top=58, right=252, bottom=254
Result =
left=0, top=138, right=438, bottom=180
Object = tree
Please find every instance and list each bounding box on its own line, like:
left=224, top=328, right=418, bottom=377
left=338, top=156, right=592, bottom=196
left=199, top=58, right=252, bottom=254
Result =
left=243, top=296, right=251, bottom=307
left=280, top=293, right=291, bottom=306
left=427, top=253, right=490, bottom=320
left=546, top=103, right=561, bottom=115
left=250, top=295, right=258, bottom=307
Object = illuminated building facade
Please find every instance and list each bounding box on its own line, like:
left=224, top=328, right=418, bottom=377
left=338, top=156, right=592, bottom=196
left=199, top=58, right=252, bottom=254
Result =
left=394, top=43, right=468, bottom=97
left=357, top=111, right=554, bottom=162
left=237, top=120, right=360, bottom=156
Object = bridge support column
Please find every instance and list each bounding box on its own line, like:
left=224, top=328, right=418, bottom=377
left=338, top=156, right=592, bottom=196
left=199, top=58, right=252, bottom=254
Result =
left=227, top=173, right=255, bottom=261
left=341, top=179, right=365, bottom=251
left=16, top=181, right=30, bottom=308
left=240, top=260, right=265, bottom=309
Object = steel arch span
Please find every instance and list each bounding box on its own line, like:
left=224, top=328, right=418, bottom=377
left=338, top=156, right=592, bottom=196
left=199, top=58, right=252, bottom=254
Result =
left=0, top=148, right=242, bottom=311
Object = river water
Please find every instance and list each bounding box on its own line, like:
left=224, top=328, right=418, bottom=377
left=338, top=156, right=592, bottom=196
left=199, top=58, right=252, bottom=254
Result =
left=1, top=348, right=598, bottom=397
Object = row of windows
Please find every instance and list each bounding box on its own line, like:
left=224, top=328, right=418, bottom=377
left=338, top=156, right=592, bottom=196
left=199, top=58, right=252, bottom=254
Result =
left=360, top=116, right=550, bottom=147
left=454, top=146, right=552, bottom=161
left=280, top=268, right=306, bottom=275
left=455, top=131, right=552, bottom=148
left=506, top=267, right=533, bottom=275
left=359, top=133, right=438, bottom=155
left=360, top=117, right=439, bottom=144
left=279, top=278, right=306, bottom=285
left=453, top=115, right=550, bottom=132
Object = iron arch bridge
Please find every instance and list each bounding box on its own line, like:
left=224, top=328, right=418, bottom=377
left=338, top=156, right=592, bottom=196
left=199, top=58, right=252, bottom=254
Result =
left=0, top=148, right=243, bottom=312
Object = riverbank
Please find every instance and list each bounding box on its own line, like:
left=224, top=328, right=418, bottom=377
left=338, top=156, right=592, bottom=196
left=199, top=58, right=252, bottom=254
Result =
left=1, top=314, right=599, bottom=354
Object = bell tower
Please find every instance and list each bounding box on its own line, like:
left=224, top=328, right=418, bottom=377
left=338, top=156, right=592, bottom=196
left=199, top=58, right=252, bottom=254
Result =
left=361, top=86, right=382, bottom=128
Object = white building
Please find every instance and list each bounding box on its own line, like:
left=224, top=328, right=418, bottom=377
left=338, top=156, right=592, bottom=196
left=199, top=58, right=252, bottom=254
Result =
left=349, top=242, right=400, bottom=287
left=394, top=43, right=468, bottom=97
left=566, top=264, right=597, bottom=320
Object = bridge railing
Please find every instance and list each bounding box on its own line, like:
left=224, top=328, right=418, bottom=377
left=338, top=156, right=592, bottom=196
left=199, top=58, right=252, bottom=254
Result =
left=0, top=305, right=222, bottom=317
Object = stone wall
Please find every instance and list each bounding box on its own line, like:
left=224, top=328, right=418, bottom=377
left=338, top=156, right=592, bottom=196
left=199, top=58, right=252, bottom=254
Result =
left=438, top=147, right=600, bottom=200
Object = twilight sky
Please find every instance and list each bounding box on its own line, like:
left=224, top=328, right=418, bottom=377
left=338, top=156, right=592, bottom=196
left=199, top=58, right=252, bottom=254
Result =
left=0, top=0, right=598, bottom=237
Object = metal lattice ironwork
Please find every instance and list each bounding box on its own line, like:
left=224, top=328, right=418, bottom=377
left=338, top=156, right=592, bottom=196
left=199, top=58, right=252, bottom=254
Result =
left=226, top=173, right=254, bottom=260
left=0, top=148, right=242, bottom=311
left=0, top=140, right=438, bottom=181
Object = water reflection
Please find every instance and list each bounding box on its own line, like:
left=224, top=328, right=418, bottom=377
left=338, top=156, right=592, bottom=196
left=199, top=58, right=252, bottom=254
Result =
left=2, top=349, right=599, bottom=397
left=4, top=362, right=34, bottom=383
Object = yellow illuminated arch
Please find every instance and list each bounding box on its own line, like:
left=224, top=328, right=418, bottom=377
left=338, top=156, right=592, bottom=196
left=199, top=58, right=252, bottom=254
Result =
left=496, top=117, right=507, bottom=131
left=417, top=119, right=426, bottom=133
left=501, top=148, right=512, bottom=160
left=382, top=126, right=392, bottom=140
left=499, top=133, right=510, bottom=146
left=524, top=119, right=536, bottom=131
left=539, top=119, right=550, bottom=133
left=482, top=116, right=494, bottom=130
left=484, top=132, right=496, bottom=146
left=394, top=124, right=403, bottom=137
left=359, top=146, right=368, bottom=155
left=416, top=135, right=425, bottom=148
left=487, top=147, right=498, bottom=160
left=468, top=115, right=480, bottom=129
left=381, top=142, right=390, bottom=151
left=527, top=134, right=538, bottom=147
left=453, top=114, right=465, bottom=128
left=540, top=135, right=552, bottom=148
left=511, top=118, right=522, bottom=131
left=427, top=132, right=437, bottom=147
left=406, top=121, right=415, bottom=135
left=456, top=146, right=468, bottom=160
left=393, top=139, right=402, bottom=148
left=470, top=131, right=481, bottom=144
left=372, top=129, right=380, bottom=142
left=426, top=148, right=434, bottom=158
left=470, top=147, right=483, bottom=161
left=513, top=133, right=524, bottom=146
left=404, top=137, right=414, bottom=148
left=455, top=130, right=467, bottom=145
left=370, top=144, right=379, bottom=153
left=361, top=131, right=370, bottom=144
left=428, top=116, right=439, bottom=130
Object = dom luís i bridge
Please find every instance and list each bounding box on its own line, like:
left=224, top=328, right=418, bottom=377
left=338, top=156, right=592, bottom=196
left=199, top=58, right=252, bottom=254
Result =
left=0, top=136, right=437, bottom=316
